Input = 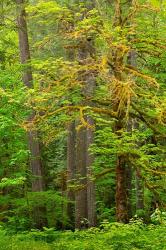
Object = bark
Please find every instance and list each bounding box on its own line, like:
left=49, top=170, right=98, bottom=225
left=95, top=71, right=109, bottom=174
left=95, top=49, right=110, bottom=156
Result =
left=75, top=63, right=96, bottom=228
left=116, top=154, right=129, bottom=223
left=121, top=43, right=137, bottom=220
left=16, top=0, right=44, bottom=191
left=114, top=106, right=132, bottom=222
left=86, top=117, right=96, bottom=227
left=85, top=65, right=97, bottom=226
left=125, top=164, right=132, bottom=219
left=65, top=26, right=76, bottom=226
left=28, top=129, right=43, bottom=191
left=75, top=124, right=88, bottom=229
left=74, top=1, right=96, bottom=228
left=16, top=0, right=33, bottom=87
left=66, top=122, right=76, bottom=226
left=125, top=119, right=133, bottom=219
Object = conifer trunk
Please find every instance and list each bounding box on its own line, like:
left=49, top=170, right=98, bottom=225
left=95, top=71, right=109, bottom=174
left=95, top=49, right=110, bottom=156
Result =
left=125, top=164, right=132, bottom=219
left=75, top=125, right=88, bottom=229
left=66, top=122, right=76, bottom=226
left=74, top=0, right=96, bottom=229
left=75, top=50, right=96, bottom=229
left=16, top=0, right=44, bottom=192
left=116, top=155, right=129, bottom=223
left=86, top=117, right=96, bottom=227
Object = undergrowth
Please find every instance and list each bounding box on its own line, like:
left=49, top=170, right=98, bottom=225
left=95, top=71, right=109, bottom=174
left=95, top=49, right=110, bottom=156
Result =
left=0, top=221, right=166, bottom=250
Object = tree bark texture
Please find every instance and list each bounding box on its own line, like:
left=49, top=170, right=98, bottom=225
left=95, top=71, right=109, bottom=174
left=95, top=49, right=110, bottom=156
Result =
left=86, top=117, right=96, bottom=227
left=125, top=164, right=132, bottom=219
left=66, top=122, right=76, bottom=226
left=116, top=154, right=129, bottom=223
left=74, top=1, right=96, bottom=229
left=75, top=124, right=88, bottom=229
left=116, top=40, right=137, bottom=221
left=16, top=0, right=44, bottom=191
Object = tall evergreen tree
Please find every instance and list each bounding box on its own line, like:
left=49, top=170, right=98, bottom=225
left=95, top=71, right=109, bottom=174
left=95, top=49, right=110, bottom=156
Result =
left=16, top=0, right=44, bottom=191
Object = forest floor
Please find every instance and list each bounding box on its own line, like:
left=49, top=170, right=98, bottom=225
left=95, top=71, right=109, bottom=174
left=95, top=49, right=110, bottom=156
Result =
left=0, top=223, right=166, bottom=250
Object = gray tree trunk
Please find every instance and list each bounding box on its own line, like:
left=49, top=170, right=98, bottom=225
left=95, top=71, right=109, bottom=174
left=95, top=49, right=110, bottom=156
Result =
left=66, top=122, right=76, bottom=226
left=16, top=0, right=44, bottom=191
left=75, top=41, right=96, bottom=229
left=86, top=117, right=96, bottom=227
left=75, top=124, right=88, bottom=229
left=68, top=0, right=96, bottom=229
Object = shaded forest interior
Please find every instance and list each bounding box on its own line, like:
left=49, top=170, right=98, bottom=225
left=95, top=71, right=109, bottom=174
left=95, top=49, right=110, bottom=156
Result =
left=0, top=0, right=166, bottom=245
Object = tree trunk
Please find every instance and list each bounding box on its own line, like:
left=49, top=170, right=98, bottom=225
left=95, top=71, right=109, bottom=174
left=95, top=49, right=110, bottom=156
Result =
left=86, top=117, right=96, bottom=227
left=125, top=119, right=133, bottom=219
left=16, top=0, right=44, bottom=191
left=73, top=0, right=96, bottom=229
left=116, top=154, right=129, bottom=223
left=75, top=57, right=96, bottom=228
left=125, top=164, right=132, bottom=219
left=75, top=124, right=88, bottom=229
left=16, top=0, right=32, bottom=88
left=66, top=121, right=76, bottom=227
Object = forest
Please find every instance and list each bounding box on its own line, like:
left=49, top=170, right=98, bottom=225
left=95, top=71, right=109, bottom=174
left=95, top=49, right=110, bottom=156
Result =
left=0, top=0, right=166, bottom=249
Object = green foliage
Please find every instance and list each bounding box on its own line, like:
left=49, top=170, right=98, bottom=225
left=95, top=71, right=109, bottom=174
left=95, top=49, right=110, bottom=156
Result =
left=2, top=191, right=68, bottom=232
left=0, top=223, right=166, bottom=249
left=0, top=177, right=26, bottom=188
left=151, top=208, right=166, bottom=225
left=0, top=0, right=166, bottom=236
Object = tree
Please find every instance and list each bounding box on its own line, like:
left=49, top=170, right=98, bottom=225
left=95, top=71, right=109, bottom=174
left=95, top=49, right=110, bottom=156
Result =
left=0, top=0, right=164, bottom=231
left=16, top=0, right=44, bottom=191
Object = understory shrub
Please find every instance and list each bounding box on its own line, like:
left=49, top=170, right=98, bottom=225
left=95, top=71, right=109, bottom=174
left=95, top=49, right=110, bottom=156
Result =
left=0, top=222, right=166, bottom=250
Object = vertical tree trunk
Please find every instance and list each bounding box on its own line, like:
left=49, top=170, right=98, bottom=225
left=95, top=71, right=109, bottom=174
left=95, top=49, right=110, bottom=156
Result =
left=74, top=0, right=96, bottom=229
left=86, top=117, right=96, bottom=227
left=116, top=160, right=133, bottom=223
left=85, top=66, right=96, bottom=227
left=117, top=42, right=137, bottom=222
left=16, top=0, right=32, bottom=88
left=75, top=50, right=96, bottom=229
left=16, top=0, right=44, bottom=191
left=116, top=151, right=129, bottom=223
left=125, top=164, right=132, bottom=219
left=125, top=119, right=134, bottom=219
left=112, top=0, right=130, bottom=220
left=75, top=125, right=88, bottom=229
left=66, top=122, right=76, bottom=227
